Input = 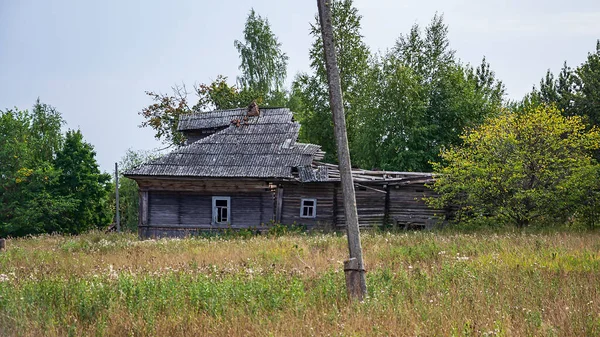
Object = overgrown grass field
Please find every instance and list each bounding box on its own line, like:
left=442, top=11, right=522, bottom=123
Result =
left=1, top=230, right=599, bottom=336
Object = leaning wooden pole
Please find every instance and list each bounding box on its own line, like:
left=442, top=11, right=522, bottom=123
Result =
left=317, top=0, right=367, bottom=300
left=115, top=162, right=121, bottom=233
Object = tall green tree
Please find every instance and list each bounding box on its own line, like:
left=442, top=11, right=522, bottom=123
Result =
left=234, top=9, right=289, bottom=97
left=430, top=105, right=600, bottom=228
left=0, top=105, right=76, bottom=237
left=54, top=130, right=111, bottom=234
left=576, top=40, right=600, bottom=127
left=530, top=40, right=600, bottom=127
left=352, top=15, right=504, bottom=171
left=293, top=0, right=371, bottom=162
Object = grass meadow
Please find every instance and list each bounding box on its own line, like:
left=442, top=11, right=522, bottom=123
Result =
left=1, top=229, right=599, bottom=336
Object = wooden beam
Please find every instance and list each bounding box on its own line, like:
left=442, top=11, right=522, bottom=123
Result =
left=275, top=186, right=284, bottom=224
left=384, top=185, right=390, bottom=228
left=317, top=0, right=367, bottom=301
left=115, top=163, right=121, bottom=233
left=354, top=183, right=386, bottom=194
left=139, top=190, right=149, bottom=238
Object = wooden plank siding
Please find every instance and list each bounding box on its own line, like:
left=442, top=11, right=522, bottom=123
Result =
left=136, top=178, right=274, bottom=238
left=146, top=192, right=273, bottom=227
left=387, top=185, right=441, bottom=228
left=334, top=185, right=387, bottom=228
left=279, top=183, right=336, bottom=229
left=134, top=177, right=444, bottom=238
left=282, top=182, right=442, bottom=230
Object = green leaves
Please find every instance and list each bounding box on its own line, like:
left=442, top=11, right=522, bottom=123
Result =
left=293, top=0, right=370, bottom=163
left=54, top=130, right=112, bottom=234
left=235, top=9, right=288, bottom=96
left=431, top=105, right=600, bottom=228
left=292, top=7, right=504, bottom=171
left=528, top=40, right=600, bottom=139
left=0, top=103, right=110, bottom=237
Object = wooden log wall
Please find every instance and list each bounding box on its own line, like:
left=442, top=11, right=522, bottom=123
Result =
left=133, top=177, right=444, bottom=238
left=282, top=182, right=443, bottom=230
left=135, top=178, right=272, bottom=193
left=146, top=191, right=273, bottom=227
left=334, top=185, right=387, bottom=228
left=136, top=178, right=274, bottom=238
left=279, top=182, right=335, bottom=229
left=387, top=185, right=442, bottom=229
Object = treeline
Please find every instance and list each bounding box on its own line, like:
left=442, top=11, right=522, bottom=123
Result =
left=140, top=3, right=504, bottom=172
left=139, top=0, right=600, bottom=228
left=0, top=101, right=111, bottom=236
left=5, top=1, right=595, bottom=234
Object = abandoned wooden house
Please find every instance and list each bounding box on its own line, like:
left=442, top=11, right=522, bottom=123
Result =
left=125, top=106, right=443, bottom=238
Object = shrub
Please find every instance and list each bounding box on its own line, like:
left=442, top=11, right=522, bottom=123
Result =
left=429, top=105, right=600, bottom=227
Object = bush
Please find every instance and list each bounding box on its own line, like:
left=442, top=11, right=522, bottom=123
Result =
left=429, top=105, right=600, bottom=228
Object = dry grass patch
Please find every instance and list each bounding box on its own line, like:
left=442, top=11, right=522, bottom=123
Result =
left=1, top=230, right=599, bottom=336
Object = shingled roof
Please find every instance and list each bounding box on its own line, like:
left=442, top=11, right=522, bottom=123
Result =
left=178, top=107, right=293, bottom=131
left=125, top=107, right=324, bottom=179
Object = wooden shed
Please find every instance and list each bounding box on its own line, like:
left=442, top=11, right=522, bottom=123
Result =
left=125, top=107, right=443, bottom=238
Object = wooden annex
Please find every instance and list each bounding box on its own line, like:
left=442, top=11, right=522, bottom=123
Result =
left=125, top=107, right=443, bottom=238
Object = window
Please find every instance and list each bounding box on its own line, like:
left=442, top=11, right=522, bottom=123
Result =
left=300, top=198, right=317, bottom=218
left=212, top=196, right=230, bottom=225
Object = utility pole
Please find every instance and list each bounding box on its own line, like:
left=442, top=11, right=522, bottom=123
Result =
left=317, top=0, right=367, bottom=300
left=115, top=162, right=121, bottom=233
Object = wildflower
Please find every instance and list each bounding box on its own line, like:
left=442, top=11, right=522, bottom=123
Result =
left=0, top=274, right=8, bottom=282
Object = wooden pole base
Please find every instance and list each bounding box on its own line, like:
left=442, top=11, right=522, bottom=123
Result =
left=0, top=238, right=5, bottom=251
left=344, top=258, right=367, bottom=301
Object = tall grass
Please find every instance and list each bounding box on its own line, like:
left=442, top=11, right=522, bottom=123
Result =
left=1, top=230, right=599, bottom=336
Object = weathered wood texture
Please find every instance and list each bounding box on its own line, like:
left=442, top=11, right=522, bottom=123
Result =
left=134, top=177, right=444, bottom=238
left=135, top=178, right=272, bottom=193
left=281, top=182, right=442, bottom=230
left=388, top=185, right=442, bottom=229
left=182, top=127, right=227, bottom=145
left=137, top=178, right=274, bottom=239
left=146, top=192, right=273, bottom=226
left=317, top=0, right=367, bottom=299
left=334, top=185, right=386, bottom=228
left=280, top=183, right=335, bottom=229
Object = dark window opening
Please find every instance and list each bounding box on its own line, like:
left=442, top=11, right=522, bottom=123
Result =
left=300, top=199, right=316, bottom=218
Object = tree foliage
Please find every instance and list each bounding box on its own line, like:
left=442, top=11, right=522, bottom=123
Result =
left=0, top=102, right=110, bottom=237
left=293, top=0, right=370, bottom=162
left=530, top=40, right=600, bottom=127
left=293, top=7, right=504, bottom=171
left=234, top=9, right=288, bottom=96
left=108, top=149, right=159, bottom=232
left=54, top=130, right=112, bottom=234
left=430, top=105, right=600, bottom=228
left=356, top=15, right=504, bottom=172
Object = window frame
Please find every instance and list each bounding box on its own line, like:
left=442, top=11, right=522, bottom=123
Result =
left=300, top=198, right=317, bottom=219
left=212, top=196, right=231, bottom=225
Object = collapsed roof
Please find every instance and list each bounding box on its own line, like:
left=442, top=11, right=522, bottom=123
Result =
left=126, top=107, right=324, bottom=179
left=126, top=106, right=434, bottom=184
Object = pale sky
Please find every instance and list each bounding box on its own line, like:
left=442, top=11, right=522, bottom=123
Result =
left=1, top=0, right=599, bottom=173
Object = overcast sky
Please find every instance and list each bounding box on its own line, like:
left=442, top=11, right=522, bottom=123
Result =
left=1, top=0, right=599, bottom=173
